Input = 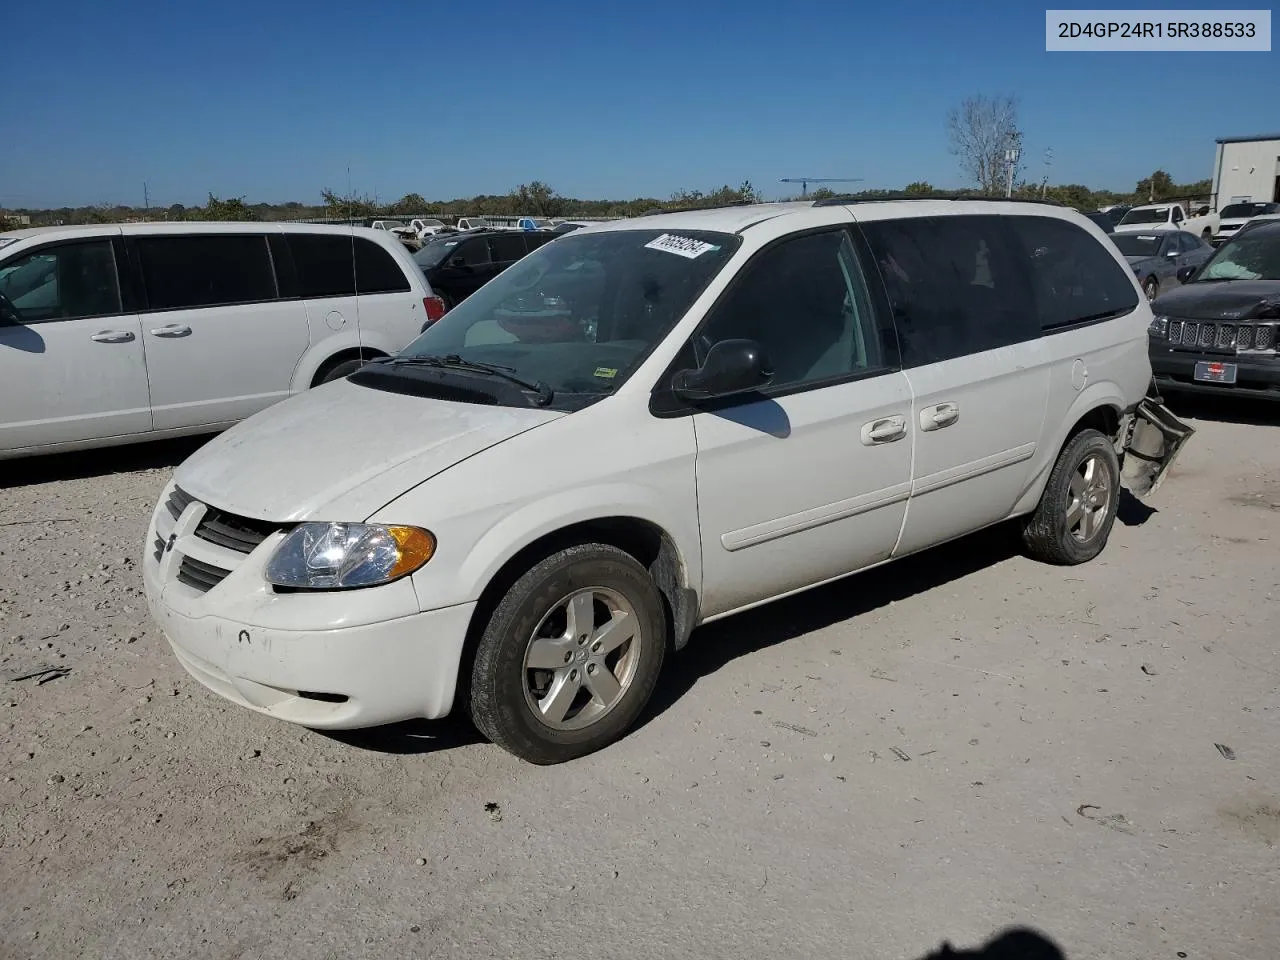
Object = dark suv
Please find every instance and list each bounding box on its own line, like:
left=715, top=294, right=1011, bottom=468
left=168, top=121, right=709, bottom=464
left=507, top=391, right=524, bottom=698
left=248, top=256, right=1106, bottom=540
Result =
left=413, top=230, right=556, bottom=308
left=1148, top=219, right=1280, bottom=399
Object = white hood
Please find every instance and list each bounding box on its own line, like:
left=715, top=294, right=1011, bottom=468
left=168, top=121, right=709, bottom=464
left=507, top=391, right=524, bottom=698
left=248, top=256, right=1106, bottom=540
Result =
left=174, top=379, right=563, bottom=522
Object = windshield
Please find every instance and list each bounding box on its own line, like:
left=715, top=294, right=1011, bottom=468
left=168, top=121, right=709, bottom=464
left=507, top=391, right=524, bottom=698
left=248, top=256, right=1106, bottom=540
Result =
left=420, top=219, right=444, bottom=227
left=1196, top=231, right=1280, bottom=281
left=413, top=238, right=461, bottom=268
left=1118, top=208, right=1171, bottom=225
left=1220, top=203, right=1278, bottom=219
left=1112, top=234, right=1164, bottom=257
left=391, top=228, right=740, bottom=405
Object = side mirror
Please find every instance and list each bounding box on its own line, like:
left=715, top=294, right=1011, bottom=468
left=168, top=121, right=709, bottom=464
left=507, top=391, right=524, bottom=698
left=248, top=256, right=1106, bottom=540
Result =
left=1176, top=265, right=1197, bottom=283
left=671, top=339, right=773, bottom=402
left=450, top=256, right=466, bottom=268
left=1167, top=249, right=1180, bottom=258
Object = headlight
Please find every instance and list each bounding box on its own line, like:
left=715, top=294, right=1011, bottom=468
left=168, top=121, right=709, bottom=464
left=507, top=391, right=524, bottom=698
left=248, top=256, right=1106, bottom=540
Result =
left=1149, top=315, right=1169, bottom=337
left=265, top=523, right=435, bottom=590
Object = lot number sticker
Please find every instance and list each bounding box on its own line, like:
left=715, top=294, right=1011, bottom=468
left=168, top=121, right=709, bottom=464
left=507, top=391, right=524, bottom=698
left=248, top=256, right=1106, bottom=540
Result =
left=644, top=234, right=718, bottom=259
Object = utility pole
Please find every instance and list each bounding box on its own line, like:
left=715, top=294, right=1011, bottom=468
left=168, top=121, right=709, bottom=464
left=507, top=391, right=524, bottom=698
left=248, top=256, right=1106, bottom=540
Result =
left=143, top=181, right=150, bottom=211
left=1040, top=147, right=1053, bottom=199
left=1004, top=148, right=1019, bottom=198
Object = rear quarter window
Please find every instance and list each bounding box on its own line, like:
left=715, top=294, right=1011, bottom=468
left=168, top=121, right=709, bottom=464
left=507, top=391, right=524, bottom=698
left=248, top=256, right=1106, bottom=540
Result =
left=354, top=238, right=411, bottom=295
left=288, top=234, right=356, bottom=298
left=1006, top=216, right=1140, bottom=332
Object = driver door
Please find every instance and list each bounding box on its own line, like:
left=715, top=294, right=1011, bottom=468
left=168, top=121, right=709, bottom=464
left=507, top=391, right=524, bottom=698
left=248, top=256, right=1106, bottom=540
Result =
left=674, top=227, right=914, bottom=617
left=0, top=236, right=152, bottom=454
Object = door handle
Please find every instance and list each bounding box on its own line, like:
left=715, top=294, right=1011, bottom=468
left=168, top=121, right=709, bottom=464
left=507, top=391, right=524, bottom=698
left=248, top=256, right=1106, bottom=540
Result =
left=150, top=324, right=192, bottom=338
left=90, top=330, right=135, bottom=343
left=920, top=402, right=959, bottom=432
left=861, top=415, right=907, bottom=445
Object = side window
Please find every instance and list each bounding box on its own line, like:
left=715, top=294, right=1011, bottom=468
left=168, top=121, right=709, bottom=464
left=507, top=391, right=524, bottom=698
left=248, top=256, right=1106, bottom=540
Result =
left=458, top=238, right=492, bottom=266
left=288, top=234, right=356, bottom=298
left=1172, top=207, right=1185, bottom=223
left=525, top=233, right=555, bottom=253
left=0, top=241, right=121, bottom=323
left=698, top=229, right=885, bottom=389
left=860, top=215, right=1036, bottom=366
left=487, top=233, right=526, bottom=263
left=1005, top=216, right=1140, bottom=332
left=137, top=235, right=276, bottom=310
left=354, top=238, right=410, bottom=295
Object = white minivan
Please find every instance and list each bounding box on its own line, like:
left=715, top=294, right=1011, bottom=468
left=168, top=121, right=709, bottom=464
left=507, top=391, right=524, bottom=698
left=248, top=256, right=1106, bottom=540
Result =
left=0, top=222, right=445, bottom=458
left=143, top=200, right=1191, bottom=764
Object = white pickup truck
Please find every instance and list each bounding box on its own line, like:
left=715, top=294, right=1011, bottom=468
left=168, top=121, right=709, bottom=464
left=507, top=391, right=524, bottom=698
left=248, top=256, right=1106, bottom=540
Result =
left=1113, top=202, right=1220, bottom=241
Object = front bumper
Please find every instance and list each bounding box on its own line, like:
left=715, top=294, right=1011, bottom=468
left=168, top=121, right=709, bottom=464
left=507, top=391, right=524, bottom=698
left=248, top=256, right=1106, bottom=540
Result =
left=143, top=485, right=476, bottom=729
left=1151, top=349, right=1280, bottom=400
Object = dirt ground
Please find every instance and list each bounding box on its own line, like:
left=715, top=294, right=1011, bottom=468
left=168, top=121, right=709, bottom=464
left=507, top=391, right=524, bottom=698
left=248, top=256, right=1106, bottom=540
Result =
left=2, top=397, right=1277, bottom=960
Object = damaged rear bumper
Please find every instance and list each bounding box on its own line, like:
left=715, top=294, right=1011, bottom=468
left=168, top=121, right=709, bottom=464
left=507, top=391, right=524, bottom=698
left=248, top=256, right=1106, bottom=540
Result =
left=1118, top=394, right=1194, bottom=498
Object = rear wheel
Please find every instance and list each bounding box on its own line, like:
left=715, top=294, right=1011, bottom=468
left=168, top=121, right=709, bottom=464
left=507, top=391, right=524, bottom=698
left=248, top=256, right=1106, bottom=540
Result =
left=469, top=544, right=667, bottom=764
left=1021, top=429, right=1121, bottom=565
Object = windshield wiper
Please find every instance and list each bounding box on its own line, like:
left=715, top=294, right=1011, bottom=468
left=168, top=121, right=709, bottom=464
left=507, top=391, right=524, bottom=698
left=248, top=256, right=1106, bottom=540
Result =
left=382, top=354, right=554, bottom=406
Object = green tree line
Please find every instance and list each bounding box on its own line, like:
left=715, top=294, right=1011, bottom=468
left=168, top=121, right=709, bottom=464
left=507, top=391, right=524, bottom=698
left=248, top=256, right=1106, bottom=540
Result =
left=3, top=172, right=1214, bottom=229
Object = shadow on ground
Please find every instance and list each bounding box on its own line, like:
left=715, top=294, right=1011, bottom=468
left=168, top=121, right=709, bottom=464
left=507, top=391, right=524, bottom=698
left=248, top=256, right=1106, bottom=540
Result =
left=916, top=927, right=1066, bottom=959
left=1165, top=392, right=1280, bottom=427
left=319, top=714, right=483, bottom=755
left=1, top=435, right=212, bottom=489
left=641, top=523, right=1024, bottom=726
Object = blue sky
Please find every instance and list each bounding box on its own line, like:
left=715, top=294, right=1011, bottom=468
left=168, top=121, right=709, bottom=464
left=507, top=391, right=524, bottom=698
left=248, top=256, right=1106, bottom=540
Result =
left=2, top=0, right=1275, bottom=207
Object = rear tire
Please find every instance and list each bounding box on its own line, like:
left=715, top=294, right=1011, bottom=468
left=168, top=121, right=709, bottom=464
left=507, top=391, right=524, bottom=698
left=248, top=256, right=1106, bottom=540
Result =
left=1021, top=429, right=1121, bottom=566
left=469, top=544, right=667, bottom=764
left=313, top=354, right=372, bottom=386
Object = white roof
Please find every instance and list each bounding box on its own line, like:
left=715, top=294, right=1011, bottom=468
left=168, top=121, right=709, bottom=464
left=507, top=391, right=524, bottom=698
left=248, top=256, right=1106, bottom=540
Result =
left=0, top=220, right=402, bottom=243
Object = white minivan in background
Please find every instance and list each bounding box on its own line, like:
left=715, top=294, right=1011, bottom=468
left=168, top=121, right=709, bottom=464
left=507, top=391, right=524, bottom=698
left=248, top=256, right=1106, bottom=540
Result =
left=0, top=222, right=446, bottom=458
left=143, top=200, right=1191, bottom=764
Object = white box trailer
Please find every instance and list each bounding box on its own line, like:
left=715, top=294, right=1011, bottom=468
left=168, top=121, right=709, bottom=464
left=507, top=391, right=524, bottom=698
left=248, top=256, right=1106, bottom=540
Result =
left=1212, top=134, right=1280, bottom=209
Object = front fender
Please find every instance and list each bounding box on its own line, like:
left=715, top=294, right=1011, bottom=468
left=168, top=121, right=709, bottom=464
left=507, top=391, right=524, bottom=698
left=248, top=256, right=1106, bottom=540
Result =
left=404, top=483, right=701, bottom=614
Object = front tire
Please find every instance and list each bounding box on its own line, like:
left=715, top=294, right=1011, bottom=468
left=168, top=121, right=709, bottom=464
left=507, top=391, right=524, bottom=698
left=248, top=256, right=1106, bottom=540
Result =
left=469, top=544, right=667, bottom=764
left=1021, top=429, right=1121, bottom=565
left=1143, top=276, right=1159, bottom=301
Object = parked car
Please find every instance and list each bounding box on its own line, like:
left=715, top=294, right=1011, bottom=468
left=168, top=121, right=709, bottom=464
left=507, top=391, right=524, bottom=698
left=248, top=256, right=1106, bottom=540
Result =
left=1211, top=201, right=1280, bottom=246
left=1098, top=204, right=1131, bottom=224
left=0, top=223, right=445, bottom=459
left=142, top=199, right=1188, bottom=763
left=1114, top=203, right=1219, bottom=241
left=456, top=217, right=491, bottom=232
left=369, top=220, right=409, bottom=233
left=1084, top=211, right=1115, bottom=234
left=515, top=217, right=554, bottom=232
left=551, top=221, right=588, bottom=234
left=412, top=229, right=555, bottom=308
left=1148, top=218, right=1280, bottom=399
left=408, top=218, right=448, bottom=239
left=1110, top=230, right=1213, bottom=301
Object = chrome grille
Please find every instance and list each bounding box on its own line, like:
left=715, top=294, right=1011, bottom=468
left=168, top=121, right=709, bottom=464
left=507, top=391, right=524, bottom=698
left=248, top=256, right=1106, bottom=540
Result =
left=176, top=556, right=232, bottom=592
left=1256, top=325, right=1275, bottom=350
left=166, top=486, right=194, bottom=520
left=1168, top=320, right=1183, bottom=343
left=195, top=507, right=281, bottom=555
left=1182, top=322, right=1199, bottom=346
left=1198, top=324, right=1214, bottom=348
left=1216, top=324, right=1235, bottom=348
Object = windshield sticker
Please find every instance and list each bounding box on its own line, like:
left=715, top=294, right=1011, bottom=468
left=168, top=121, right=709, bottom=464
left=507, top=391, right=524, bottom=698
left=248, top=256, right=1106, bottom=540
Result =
left=644, top=233, right=719, bottom=259
left=593, top=366, right=618, bottom=379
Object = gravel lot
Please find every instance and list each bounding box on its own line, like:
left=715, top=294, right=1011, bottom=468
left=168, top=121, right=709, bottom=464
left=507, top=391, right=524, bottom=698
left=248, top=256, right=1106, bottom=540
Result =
left=2, top=398, right=1277, bottom=960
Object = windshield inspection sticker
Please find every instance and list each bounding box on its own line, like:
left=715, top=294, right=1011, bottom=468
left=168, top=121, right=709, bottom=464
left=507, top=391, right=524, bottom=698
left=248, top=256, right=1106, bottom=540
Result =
left=644, top=233, right=718, bottom=259
left=593, top=366, right=618, bottom=379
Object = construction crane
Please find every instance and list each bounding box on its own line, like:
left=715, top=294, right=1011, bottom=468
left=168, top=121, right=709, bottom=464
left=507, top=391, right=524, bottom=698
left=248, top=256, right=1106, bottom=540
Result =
left=779, top=177, right=864, bottom=198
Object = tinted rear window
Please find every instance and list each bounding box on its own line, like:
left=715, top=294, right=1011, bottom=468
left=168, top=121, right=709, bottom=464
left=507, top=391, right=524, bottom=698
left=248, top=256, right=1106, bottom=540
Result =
left=1220, top=203, right=1279, bottom=218
left=488, top=233, right=527, bottom=262
left=288, top=234, right=355, bottom=298
left=1006, top=216, right=1140, bottom=331
left=354, top=237, right=410, bottom=294
left=137, top=235, right=276, bottom=310
left=860, top=215, right=1037, bottom=366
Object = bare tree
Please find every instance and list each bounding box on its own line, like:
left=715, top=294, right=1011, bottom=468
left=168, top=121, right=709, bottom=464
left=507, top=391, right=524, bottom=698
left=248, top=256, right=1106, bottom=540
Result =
left=947, top=94, right=1024, bottom=195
